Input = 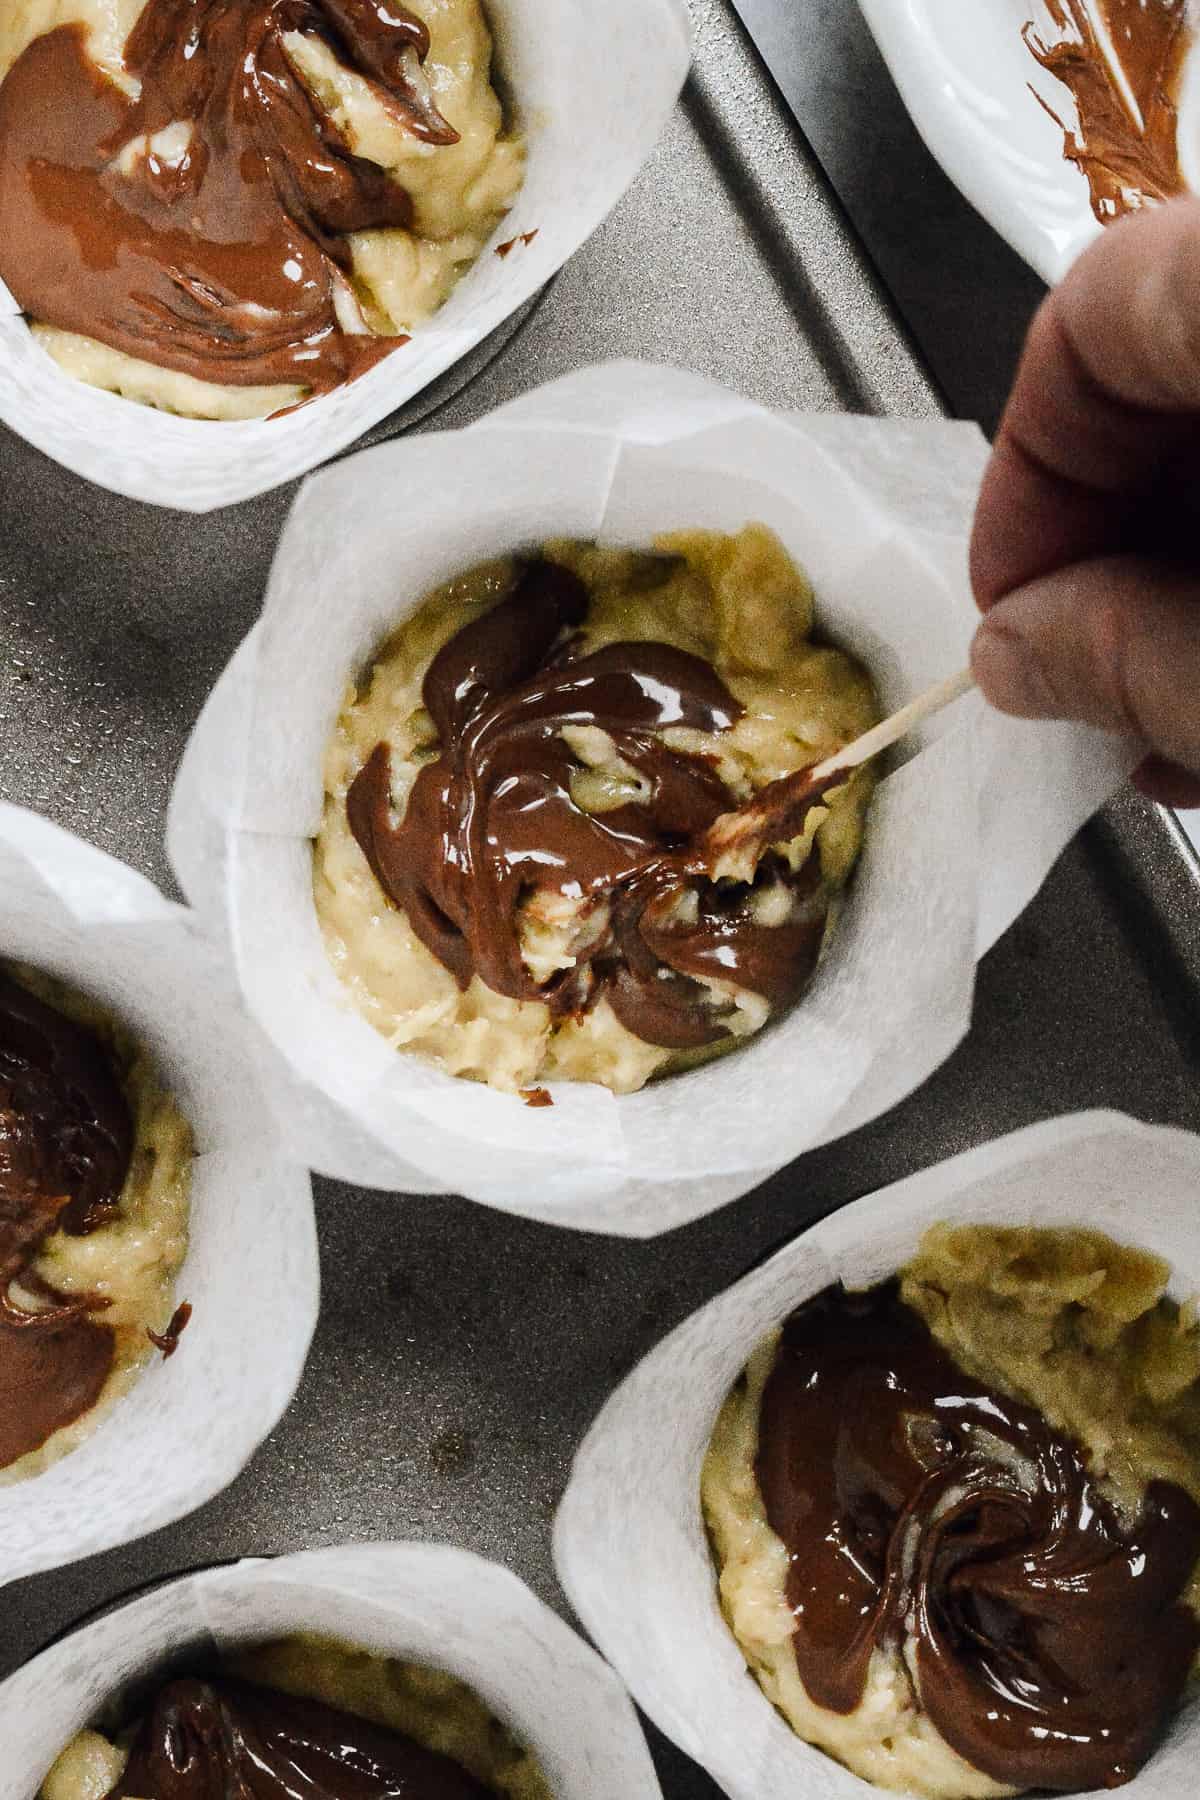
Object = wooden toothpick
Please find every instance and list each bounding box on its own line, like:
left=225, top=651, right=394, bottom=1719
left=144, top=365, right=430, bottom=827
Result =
left=808, top=666, right=976, bottom=787
left=699, top=667, right=976, bottom=880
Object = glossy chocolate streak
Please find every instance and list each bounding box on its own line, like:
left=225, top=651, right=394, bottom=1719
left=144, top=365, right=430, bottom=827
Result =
left=0, top=0, right=451, bottom=394
left=1025, top=0, right=1191, bottom=221
left=348, top=559, right=830, bottom=1052
left=111, top=1677, right=492, bottom=1799
left=148, top=1297, right=192, bottom=1359
left=756, top=1281, right=1200, bottom=1791
left=0, top=970, right=131, bottom=1468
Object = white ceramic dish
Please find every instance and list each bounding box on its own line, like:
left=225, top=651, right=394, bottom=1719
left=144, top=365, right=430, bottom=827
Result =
left=856, top=0, right=1199, bottom=286
left=0, top=0, right=690, bottom=511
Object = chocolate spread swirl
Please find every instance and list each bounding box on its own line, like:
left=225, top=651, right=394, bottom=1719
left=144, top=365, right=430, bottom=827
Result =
left=347, top=558, right=832, bottom=1053
left=756, top=1280, right=1200, bottom=1791
left=0, top=0, right=456, bottom=395
left=109, top=1677, right=492, bottom=1799
left=0, top=969, right=132, bottom=1469
left=1025, top=0, right=1192, bottom=222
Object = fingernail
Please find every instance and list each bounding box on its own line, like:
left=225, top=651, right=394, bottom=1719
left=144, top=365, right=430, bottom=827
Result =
left=970, top=618, right=1059, bottom=718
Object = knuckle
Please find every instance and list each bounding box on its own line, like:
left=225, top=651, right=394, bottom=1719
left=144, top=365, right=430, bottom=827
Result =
left=1142, top=205, right=1200, bottom=407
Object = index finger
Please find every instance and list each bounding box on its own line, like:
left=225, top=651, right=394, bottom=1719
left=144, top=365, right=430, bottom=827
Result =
left=970, top=196, right=1200, bottom=611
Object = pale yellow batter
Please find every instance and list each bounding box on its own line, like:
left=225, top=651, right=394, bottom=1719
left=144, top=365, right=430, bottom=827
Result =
left=42, top=1635, right=553, bottom=1800
left=2, top=965, right=192, bottom=1486
left=0, top=0, right=524, bottom=419
left=703, top=1334, right=1013, bottom=1800
left=314, top=525, right=880, bottom=1096
left=701, top=1225, right=1200, bottom=1799
left=903, top=1224, right=1200, bottom=1526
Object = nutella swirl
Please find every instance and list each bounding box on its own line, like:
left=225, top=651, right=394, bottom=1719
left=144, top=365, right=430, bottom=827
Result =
left=1025, top=0, right=1191, bottom=222
left=347, top=558, right=832, bottom=1053
left=756, top=1280, right=1200, bottom=1792
left=0, top=969, right=132, bottom=1469
left=110, top=1677, right=492, bottom=1799
left=0, top=0, right=456, bottom=395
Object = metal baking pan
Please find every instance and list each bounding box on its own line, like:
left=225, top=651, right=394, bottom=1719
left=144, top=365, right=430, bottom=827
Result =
left=730, top=0, right=1049, bottom=433
left=3, top=3, right=1199, bottom=1795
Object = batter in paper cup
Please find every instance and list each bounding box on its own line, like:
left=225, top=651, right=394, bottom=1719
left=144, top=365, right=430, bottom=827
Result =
left=314, top=525, right=881, bottom=1097
left=40, top=1633, right=551, bottom=1799
left=0, top=0, right=524, bottom=419
left=0, top=962, right=192, bottom=1488
left=702, top=1224, right=1200, bottom=1797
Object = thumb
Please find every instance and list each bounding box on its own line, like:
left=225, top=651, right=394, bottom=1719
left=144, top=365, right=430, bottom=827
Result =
left=970, top=555, right=1200, bottom=777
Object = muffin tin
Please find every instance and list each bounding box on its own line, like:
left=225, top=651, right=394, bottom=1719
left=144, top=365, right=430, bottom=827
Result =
left=3, top=2, right=1200, bottom=1797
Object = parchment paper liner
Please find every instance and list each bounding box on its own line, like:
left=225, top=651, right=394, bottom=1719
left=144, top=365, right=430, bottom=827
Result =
left=0, top=1542, right=663, bottom=1798
left=167, top=361, right=1136, bottom=1235
left=0, top=0, right=690, bottom=511
left=553, top=1109, right=1200, bottom=1800
left=0, top=804, right=317, bottom=1587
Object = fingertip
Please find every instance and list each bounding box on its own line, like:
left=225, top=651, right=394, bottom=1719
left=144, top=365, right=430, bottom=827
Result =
left=972, top=556, right=1200, bottom=762
left=968, top=467, right=1010, bottom=616
left=1131, top=755, right=1200, bottom=810
left=970, top=613, right=1060, bottom=720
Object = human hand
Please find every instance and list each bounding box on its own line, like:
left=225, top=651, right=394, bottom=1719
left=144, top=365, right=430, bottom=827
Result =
left=970, top=198, right=1200, bottom=806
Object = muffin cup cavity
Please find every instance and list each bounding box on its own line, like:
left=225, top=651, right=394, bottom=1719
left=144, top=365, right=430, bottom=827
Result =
left=0, top=804, right=317, bottom=1586
left=167, top=362, right=1134, bottom=1235
left=3, top=1543, right=662, bottom=1800
left=0, top=0, right=690, bottom=510
left=552, top=1109, right=1200, bottom=1800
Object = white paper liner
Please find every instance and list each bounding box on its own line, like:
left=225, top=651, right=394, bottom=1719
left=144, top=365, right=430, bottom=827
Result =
left=1, top=1542, right=662, bottom=1798
left=166, top=361, right=1136, bottom=1235
left=0, top=0, right=689, bottom=511
left=0, top=804, right=317, bottom=1586
left=553, top=1109, right=1200, bottom=1800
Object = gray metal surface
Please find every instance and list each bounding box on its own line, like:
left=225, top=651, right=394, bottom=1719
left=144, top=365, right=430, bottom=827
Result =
left=731, top=0, right=1048, bottom=432
left=2, top=3, right=1199, bottom=1796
